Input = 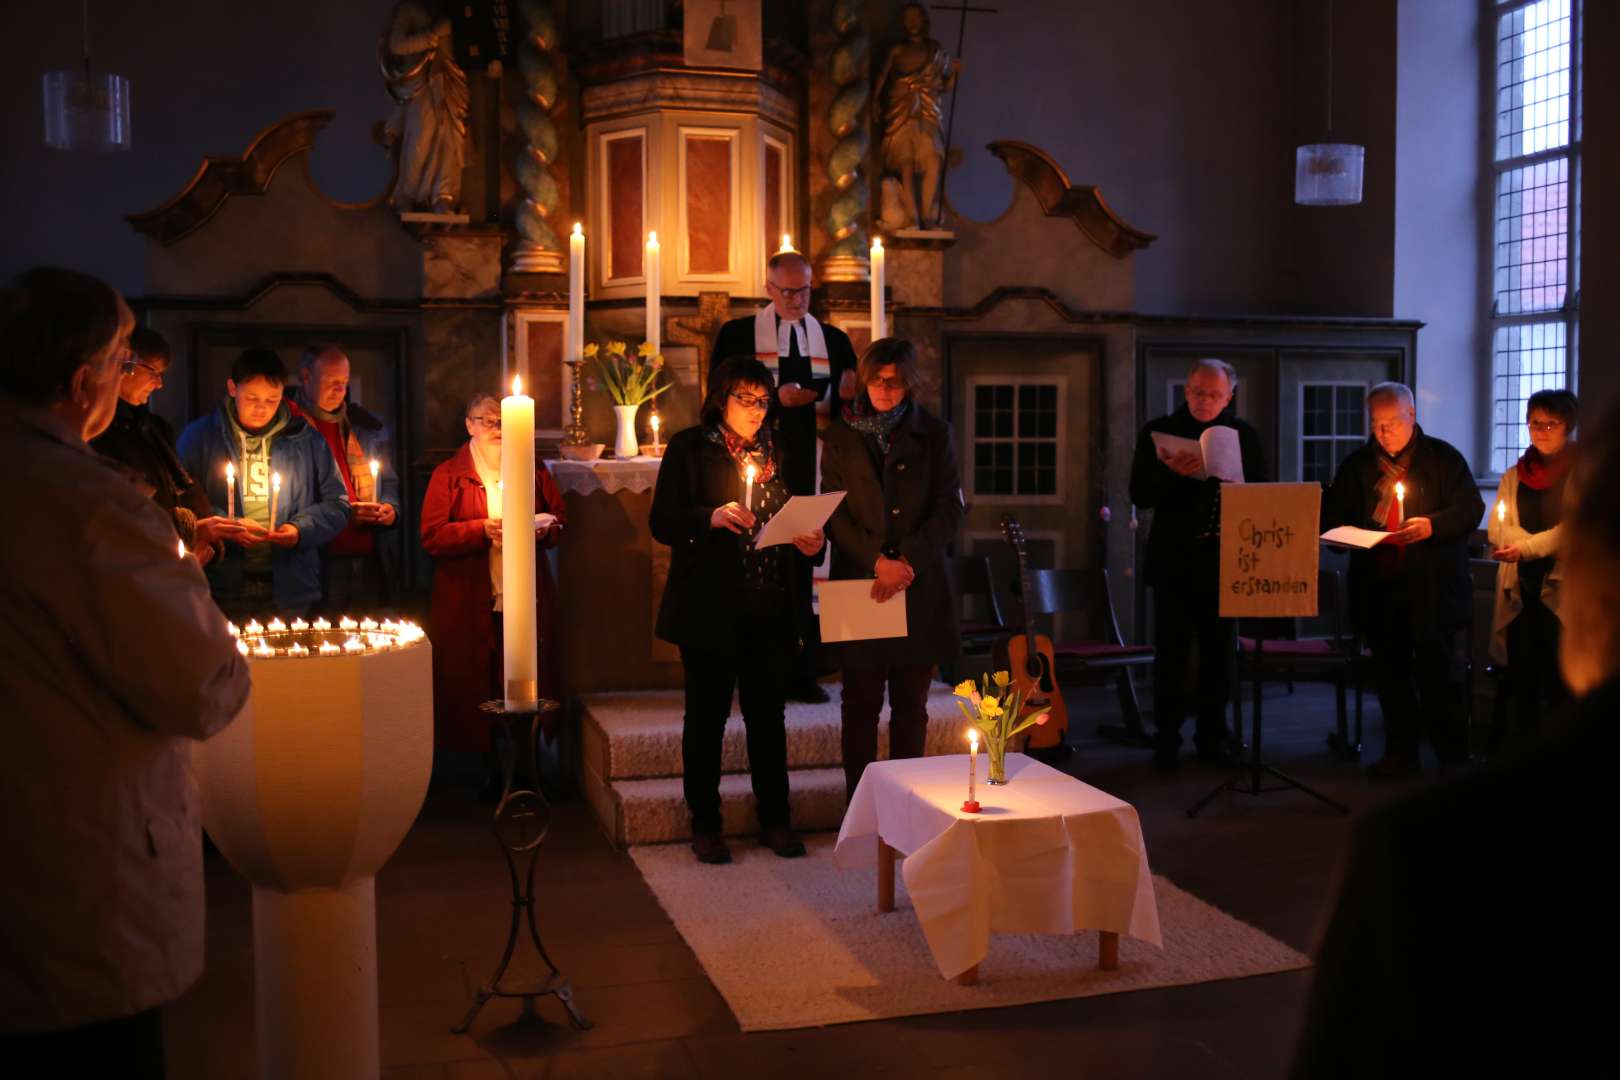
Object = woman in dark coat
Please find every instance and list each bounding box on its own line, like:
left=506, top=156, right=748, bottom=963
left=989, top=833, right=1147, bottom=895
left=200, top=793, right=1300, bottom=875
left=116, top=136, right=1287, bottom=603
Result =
left=820, top=337, right=963, bottom=802
left=651, top=356, right=825, bottom=865
left=421, top=392, right=566, bottom=764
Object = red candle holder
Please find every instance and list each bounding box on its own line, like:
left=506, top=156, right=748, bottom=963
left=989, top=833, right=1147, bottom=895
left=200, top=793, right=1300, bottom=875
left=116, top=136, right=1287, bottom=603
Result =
left=961, top=800, right=981, bottom=813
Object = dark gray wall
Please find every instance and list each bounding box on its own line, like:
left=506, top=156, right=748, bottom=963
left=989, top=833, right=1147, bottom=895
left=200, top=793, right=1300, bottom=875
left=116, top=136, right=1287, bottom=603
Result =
left=942, top=0, right=1301, bottom=316
left=1, top=1, right=393, bottom=297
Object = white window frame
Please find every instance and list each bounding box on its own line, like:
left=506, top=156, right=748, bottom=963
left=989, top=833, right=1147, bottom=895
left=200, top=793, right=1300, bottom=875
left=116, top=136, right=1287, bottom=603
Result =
left=1487, top=0, right=1581, bottom=475
left=1297, top=380, right=1369, bottom=484
left=964, top=374, right=1066, bottom=505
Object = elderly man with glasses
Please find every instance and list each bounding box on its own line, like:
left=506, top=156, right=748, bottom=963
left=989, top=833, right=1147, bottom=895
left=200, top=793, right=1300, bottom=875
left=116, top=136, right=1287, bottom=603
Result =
left=708, top=251, right=859, bottom=703
left=1130, top=357, right=1269, bottom=770
left=1322, top=381, right=1484, bottom=778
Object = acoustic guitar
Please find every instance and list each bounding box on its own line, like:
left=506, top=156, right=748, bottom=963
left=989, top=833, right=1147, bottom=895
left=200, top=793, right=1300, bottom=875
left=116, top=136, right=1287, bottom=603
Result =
left=992, top=514, right=1069, bottom=751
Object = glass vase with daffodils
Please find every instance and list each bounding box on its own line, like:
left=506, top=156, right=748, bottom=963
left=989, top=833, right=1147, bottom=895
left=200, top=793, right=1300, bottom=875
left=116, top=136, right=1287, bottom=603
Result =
left=952, top=671, right=1050, bottom=784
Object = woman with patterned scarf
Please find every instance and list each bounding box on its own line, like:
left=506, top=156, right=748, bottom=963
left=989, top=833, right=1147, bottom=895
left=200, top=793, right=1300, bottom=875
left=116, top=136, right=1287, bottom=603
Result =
left=650, top=356, right=826, bottom=865
left=1488, top=388, right=1578, bottom=740
left=820, top=337, right=963, bottom=805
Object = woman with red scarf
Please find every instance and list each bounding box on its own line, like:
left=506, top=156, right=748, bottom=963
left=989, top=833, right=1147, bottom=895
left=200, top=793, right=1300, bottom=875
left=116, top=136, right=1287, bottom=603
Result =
left=651, top=357, right=825, bottom=865
left=1488, top=389, right=1578, bottom=737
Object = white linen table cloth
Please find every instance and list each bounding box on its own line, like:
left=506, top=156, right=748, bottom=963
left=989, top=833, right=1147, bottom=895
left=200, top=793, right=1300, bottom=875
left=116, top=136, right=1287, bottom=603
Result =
left=833, top=752, right=1162, bottom=979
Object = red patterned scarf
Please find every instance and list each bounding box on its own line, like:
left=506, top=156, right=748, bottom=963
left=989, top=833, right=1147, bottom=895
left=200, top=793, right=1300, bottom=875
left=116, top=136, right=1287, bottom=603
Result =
left=707, top=422, right=777, bottom=485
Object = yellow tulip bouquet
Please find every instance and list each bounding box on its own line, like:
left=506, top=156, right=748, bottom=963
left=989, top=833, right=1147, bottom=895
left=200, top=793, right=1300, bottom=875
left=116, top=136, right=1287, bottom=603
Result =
left=586, top=339, right=670, bottom=407
left=952, top=671, right=1050, bottom=784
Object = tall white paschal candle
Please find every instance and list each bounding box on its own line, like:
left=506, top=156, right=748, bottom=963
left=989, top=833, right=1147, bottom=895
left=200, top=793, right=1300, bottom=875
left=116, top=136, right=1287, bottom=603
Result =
left=568, top=224, right=585, bottom=365
left=501, top=376, right=538, bottom=708
left=645, top=231, right=661, bottom=356
left=870, top=236, right=886, bottom=340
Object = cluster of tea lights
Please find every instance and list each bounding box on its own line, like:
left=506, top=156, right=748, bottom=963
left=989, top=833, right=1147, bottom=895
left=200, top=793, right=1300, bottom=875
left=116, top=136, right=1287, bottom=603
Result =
left=227, top=615, right=427, bottom=659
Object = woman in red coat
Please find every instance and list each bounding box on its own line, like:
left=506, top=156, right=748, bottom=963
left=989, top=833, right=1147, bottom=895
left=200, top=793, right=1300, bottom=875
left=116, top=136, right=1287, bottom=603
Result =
left=421, top=392, right=566, bottom=759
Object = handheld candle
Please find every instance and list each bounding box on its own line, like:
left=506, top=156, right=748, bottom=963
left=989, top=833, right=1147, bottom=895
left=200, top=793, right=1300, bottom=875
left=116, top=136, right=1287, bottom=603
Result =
left=744, top=462, right=757, bottom=511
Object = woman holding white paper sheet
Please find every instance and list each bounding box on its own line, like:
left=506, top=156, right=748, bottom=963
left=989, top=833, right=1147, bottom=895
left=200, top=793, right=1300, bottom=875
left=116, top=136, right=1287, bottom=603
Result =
left=651, top=357, right=824, bottom=865
left=820, top=337, right=963, bottom=804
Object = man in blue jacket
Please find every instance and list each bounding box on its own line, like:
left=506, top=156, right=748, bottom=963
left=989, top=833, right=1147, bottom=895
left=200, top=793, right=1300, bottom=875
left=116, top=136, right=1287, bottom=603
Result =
left=177, top=348, right=351, bottom=619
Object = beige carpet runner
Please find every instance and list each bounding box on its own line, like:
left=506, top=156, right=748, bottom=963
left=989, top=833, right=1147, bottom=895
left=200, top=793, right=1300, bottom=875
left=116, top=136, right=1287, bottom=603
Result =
left=631, top=835, right=1310, bottom=1031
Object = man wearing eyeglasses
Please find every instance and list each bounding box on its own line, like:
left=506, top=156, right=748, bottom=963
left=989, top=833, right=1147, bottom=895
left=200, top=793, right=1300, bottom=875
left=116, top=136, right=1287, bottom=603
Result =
left=709, top=251, right=859, bottom=702
left=91, top=327, right=242, bottom=566
left=1130, top=357, right=1269, bottom=770
left=1322, top=382, right=1484, bottom=778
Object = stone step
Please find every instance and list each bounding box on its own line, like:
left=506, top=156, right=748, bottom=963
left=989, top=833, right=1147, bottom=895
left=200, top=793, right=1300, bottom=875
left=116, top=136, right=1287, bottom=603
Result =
left=580, top=682, right=969, bottom=783
left=609, top=767, right=851, bottom=846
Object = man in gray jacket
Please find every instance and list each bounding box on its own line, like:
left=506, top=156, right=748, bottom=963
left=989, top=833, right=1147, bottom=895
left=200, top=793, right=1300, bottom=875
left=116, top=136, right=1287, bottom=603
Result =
left=0, top=268, right=251, bottom=1074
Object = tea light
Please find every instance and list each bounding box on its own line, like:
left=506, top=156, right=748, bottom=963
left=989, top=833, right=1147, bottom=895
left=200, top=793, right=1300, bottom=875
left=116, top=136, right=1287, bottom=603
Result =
left=343, top=637, right=364, bottom=654
left=290, top=618, right=309, bottom=631
left=359, top=617, right=378, bottom=631
left=313, top=617, right=332, bottom=631
left=245, top=619, right=265, bottom=636
left=319, top=642, right=341, bottom=656
left=287, top=642, right=310, bottom=657
left=237, top=639, right=250, bottom=656
left=340, top=616, right=359, bottom=631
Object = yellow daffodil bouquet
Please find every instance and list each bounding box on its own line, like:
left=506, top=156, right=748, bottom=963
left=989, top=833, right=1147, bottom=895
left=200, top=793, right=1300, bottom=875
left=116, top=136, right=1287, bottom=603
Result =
left=586, top=339, right=670, bottom=407
left=952, top=671, right=1050, bottom=784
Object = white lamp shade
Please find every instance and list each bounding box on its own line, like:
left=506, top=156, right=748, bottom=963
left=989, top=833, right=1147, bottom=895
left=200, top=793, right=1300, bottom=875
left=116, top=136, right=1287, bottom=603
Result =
left=43, top=70, right=131, bottom=152
left=1294, top=143, right=1364, bottom=206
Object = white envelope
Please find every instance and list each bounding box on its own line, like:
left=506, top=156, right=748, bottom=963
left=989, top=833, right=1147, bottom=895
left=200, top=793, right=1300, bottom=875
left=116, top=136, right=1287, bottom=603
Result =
left=817, top=579, right=908, bottom=642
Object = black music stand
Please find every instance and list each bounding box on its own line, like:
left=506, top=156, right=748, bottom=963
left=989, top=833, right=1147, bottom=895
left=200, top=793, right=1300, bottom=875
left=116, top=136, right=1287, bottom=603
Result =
left=1187, top=627, right=1349, bottom=817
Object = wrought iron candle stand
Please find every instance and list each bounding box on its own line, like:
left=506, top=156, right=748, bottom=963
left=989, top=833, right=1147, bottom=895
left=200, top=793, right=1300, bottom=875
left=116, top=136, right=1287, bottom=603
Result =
left=452, top=699, right=592, bottom=1034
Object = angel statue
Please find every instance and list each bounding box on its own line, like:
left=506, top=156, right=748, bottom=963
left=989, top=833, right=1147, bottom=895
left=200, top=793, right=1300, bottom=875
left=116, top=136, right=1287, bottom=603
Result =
left=379, top=0, right=469, bottom=215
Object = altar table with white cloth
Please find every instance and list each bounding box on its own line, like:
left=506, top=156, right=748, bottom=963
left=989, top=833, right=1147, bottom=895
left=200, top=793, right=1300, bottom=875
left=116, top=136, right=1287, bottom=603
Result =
left=833, top=753, right=1162, bottom=981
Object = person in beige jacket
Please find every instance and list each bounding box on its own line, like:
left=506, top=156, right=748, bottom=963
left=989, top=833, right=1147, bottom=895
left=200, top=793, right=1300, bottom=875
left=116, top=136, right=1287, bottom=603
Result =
left=1488, top=388, right=1578, bottom=738
left=0, top=269, right=251, bottom=1073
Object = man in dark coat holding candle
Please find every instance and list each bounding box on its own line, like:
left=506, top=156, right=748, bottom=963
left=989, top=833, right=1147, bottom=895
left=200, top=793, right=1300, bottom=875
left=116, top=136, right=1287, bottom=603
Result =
left=1322, top=381, right=1483, bottom=778
left=710, top=251, right=859, bottom=702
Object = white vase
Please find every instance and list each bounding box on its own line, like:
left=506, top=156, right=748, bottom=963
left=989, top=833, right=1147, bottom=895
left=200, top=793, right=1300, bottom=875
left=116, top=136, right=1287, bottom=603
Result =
left=613, top=403, right=641, bottom=459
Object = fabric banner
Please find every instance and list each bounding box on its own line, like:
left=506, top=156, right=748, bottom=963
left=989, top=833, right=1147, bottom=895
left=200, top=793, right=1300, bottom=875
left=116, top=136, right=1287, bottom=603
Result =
left=1219, top=482, right=1320, bottom=618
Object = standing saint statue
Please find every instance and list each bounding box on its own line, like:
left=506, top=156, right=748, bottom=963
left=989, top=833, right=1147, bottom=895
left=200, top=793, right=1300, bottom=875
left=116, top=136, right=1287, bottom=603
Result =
left=379, top=0, right=469, bottom=215
left=872, top=2, right=961, bottom=231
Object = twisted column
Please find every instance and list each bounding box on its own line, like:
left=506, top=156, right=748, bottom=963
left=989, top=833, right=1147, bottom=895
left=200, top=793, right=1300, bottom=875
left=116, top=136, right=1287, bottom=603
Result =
left=510, top=0, right=564, bottom=273
left=821, top=0, right=870, bottom=282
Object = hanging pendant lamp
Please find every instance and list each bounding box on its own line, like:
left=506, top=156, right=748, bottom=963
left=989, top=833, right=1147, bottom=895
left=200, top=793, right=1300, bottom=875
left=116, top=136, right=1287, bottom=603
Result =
left=1295, top=0, right=1361, bottom=206
left=43, top=0, right=131, bottom=152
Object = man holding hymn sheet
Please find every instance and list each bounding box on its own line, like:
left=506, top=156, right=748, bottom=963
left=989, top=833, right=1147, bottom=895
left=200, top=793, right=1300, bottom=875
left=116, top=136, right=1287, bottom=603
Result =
left=710, top=251, right=858, bottom=702
left=821, top=337, right=962, bottom=802
left=1130, top=358, right=1268, bottom=769
left=1322, top=382, right=1483, bottom=778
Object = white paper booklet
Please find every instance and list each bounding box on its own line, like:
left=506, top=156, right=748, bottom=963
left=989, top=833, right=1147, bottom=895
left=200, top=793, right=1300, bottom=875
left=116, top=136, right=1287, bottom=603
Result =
left=816, top=579, right=908, bottom=642
left=1320, top=525, right=1392, bottom=549
left=754, top=491, right=846, bottom=548
left=1151, top=426, right=1245, bottom=482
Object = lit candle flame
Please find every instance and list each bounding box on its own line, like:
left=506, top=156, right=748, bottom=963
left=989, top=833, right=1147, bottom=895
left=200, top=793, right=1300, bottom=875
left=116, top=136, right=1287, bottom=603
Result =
left=1395, top=481, right=1405, bottom=500
left=312, top=617, right=331, bottom=631
left=359, top=617, right=378, bottom=631
left=572, top=222, right=583, bottom=237
left=511, top=374, right=523, bottom=397
left=872, top=236, right=883, bottom=253
left=226, top=621, right=240, bottom=637
left=272, top=472, right=282, bottom=492
left=339, top=616, right=359, bottom=631
left=319, top=641, right=341, bottom=656
left=236, top=639, right=249, bottom=655
left=779, top=233, right=794, bottom=253
left=290, top=618, right=309, bottom=631
left=650, top=413, right=660, bottom=431
left=178, top=538, right=187, bottom=559
left=369, top=459, right=380, bottom=482
left=968, top=728, right=979, bottom=750
left=245, top=619, right=264, bottom=635
left=1497, top=500, right=1506, bottom=522
left=225, top=462, right=235, bottom=481
left=343, top=637, right=364, bottom=653
left=288, top=642, right=309, bottom=657
left=267, top=617, right=286, bottom=632
left=745, top=463, right=757, bottom=482
left=648, top=230, right=658, bottom=245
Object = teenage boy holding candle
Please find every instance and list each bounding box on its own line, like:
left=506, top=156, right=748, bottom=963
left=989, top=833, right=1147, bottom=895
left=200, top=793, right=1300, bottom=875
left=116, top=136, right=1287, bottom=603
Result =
left=289, top=344, right=401, bottom=612
left=177, top=348, right=350, bottom=620
left=709, top=251, right=860, bottom=703
left=1321, top=381, right=1483, bottom=778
